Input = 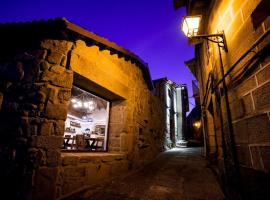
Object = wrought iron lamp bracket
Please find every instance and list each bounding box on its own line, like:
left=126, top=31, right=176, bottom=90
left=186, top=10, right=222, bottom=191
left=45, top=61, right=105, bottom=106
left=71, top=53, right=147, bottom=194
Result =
left=191, top=31, right=228, bottom=52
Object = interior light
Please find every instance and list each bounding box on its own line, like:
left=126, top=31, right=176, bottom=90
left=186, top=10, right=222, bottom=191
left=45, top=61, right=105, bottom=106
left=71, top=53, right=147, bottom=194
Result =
left=193, top=121, right=201, bottom=129
left=71, top=98, right=77, bottom=103
left=77, top=101, right=82, bottom=107
left=83, top=102, right=89, bottom=108
left=89, top=105, right=94, bottom=109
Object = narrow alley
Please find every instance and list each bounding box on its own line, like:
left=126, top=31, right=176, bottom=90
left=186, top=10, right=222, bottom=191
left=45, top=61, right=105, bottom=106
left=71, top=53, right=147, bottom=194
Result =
left=70, top=148, right=224, bottom=200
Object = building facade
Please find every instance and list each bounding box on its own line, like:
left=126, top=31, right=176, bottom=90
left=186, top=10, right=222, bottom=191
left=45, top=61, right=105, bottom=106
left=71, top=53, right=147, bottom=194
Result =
left=175, top=0, right=270, bottom=199
left=186, top=80, right=203, bottom=146
left=0, top=18, right=166, bottom=200
left=153, top=78, right=189, bottom=148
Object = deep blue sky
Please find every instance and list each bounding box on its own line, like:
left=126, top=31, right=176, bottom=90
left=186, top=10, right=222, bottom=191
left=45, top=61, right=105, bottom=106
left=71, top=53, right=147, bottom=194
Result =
left=0, top=0, right=195, bottom=110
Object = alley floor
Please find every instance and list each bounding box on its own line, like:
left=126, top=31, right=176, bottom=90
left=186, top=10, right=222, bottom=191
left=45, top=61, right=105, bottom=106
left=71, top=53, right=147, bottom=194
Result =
left=71, top=148, right=225, bottom=200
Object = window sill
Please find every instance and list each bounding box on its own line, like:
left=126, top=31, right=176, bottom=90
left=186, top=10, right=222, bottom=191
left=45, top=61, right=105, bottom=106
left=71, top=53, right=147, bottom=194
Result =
left=61, top=152, right=127, bottom=165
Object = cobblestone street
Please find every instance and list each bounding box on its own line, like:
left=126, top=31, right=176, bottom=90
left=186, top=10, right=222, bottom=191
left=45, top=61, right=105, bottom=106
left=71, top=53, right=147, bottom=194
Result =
left=72, top=148, right=225, bottom=200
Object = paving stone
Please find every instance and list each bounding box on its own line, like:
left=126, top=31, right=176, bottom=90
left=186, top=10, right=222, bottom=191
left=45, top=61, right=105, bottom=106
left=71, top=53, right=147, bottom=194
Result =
left=69, top=148, right=224, bottom=200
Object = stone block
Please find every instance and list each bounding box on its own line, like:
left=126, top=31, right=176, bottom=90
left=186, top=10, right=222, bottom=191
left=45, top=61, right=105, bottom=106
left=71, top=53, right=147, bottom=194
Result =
left=230, top=98, right=245, bottom=120
left=40, top=60, right=50, bottom=71
left=233, top=121, right=249, bottom=144
left=226, top=12, right=243, bottom=40
left=231, top=0, right=245, bottom=13
left=63, top=166, right=86, bottom=177
left=79, top=156, right=100, bottom=164
left=109, top=111, right=124, bottom=124
left=257, top=30, right=270, bottom=52
left=60, top=55, right=67, bottom=67
left=250, top=146, right=264, bottom=170
left=41, top=68, right=73, bottom=88
left=41, top=40, right=73, bottom=54
left=252, top=81, right=270, bottom=111
left=50, top=65, right=66, bottom=74
left=28, top=147, right=47, bottom=167
left=96, top=163, right=111, bottom=180
left=264, top=16, right=270, bottom=31
left=47, top=149, right=61, bottom=167
left=37, top=91, right=47, bottom=103
left=109, top=123, right=125, bottom=135
left=235, top=76, right=257, bottom=96
left=256, top=64, right=270, bottom=85
left=234, top=114, right=270, bottom=144
left=109, top=137, right=120, bottom=148
left=228, top=18, right=264, bottom=66
left=29, top=49, right=47, bottom=60
left=62, top=156, right=79, bottom=166
left=120, top=133, right=130, bottom=152
left=53, top=120, right=65, bottom=136
left=260, top=146, right=270, bottom=172
left=45, top=102, right=68, bottom=120
left=242, top=94, right=254, bottom=115
left=39, top=121, right=53, bottom=136
left=249, top=114, right=270, bottom=144
left=85, top=163, right=110, bottom=186
left=110, top=160, right=129, bottom=175
left=46, top=86, right=58, bottom=103
left=62, top=177, right=84, bottom=195
left=219, top=11, right=232, bottom=33
left=58, top=89, right=71, bottom=102
left=32, top=136, right=63, bottom=149
left=261, top=54, right=270, bottom=69
left=47, top=50, right=64, bottom=65
left=241, top=0, right=261, bottom=20
left=236, top=144, right=252, bottom=167
left=32, top=167, right=58, bottom=200
left=85, top=163, right=98, bottom=186
left=101, top=155, right=117, bottom=163
left=109, top=147, right=121, bottom=152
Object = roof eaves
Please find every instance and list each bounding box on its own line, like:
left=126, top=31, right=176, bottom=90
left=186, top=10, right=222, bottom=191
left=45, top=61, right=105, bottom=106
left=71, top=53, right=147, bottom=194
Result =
left=62, top=19, right=154, bottom=90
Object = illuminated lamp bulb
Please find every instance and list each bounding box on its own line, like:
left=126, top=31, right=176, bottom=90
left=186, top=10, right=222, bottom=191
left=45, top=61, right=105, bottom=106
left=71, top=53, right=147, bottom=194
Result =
left=77, top=101, right=82, bottom=107
left=89, top=105, right=94, bottom=111
left=83, top=102, right=89, bottom=108
left=71, top=98, right=77, bottom=103
left=193, top=121, right=201, bottom=129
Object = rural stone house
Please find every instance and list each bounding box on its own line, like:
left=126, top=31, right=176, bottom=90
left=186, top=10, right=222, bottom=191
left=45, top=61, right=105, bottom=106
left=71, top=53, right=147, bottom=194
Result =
left=0, top=18, right=167, bottom=200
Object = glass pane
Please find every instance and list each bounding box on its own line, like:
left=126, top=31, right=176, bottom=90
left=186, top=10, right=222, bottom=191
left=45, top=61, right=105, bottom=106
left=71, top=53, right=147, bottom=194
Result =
left=63, top=86, right=110, bottom=151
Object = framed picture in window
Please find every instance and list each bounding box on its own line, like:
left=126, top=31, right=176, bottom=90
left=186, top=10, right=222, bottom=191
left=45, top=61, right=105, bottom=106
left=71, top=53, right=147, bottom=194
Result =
left=70, top=121, right=81, bottom=128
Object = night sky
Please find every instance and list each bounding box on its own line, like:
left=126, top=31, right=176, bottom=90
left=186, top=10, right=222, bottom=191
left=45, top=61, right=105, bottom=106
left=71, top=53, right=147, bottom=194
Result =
left=0, top=0, right=195, bottom=111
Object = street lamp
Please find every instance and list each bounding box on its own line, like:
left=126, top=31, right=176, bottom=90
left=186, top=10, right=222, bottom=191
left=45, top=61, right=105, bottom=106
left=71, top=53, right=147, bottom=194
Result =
left=181, top=15, right=228, bottom=52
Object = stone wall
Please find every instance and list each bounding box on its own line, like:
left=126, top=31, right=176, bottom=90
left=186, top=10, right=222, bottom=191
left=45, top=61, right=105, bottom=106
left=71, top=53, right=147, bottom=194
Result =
left=188, top=0, right=270, bottom=199
left=0, top=29, right=165, bottom=199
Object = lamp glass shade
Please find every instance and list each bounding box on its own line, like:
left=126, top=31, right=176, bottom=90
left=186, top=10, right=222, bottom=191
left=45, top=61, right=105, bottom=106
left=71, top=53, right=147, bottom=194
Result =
left=181, top=16, right=201, bottom=37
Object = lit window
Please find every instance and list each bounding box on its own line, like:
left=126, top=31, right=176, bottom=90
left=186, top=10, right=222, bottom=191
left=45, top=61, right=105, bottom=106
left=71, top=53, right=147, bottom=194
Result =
left=63, top=86, right=110, bottom=151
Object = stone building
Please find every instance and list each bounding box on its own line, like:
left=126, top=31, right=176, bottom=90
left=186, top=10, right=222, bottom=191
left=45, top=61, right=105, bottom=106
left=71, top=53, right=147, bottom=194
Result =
left=0, top=18, right=166, bottom=200
left=186, top=80, right=203, bottom=146
left=153, top=78, right=189, bottom=148
left=175, top=0, right=270, bottom=199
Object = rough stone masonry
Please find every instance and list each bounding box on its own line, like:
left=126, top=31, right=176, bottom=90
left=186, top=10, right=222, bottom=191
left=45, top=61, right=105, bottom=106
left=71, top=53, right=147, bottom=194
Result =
left=0, top=18, right=166, bottom=200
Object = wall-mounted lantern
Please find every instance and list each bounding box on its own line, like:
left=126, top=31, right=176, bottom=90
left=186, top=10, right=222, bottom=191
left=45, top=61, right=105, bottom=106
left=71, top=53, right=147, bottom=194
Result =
left=181, top=15, right=228, bottom=52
